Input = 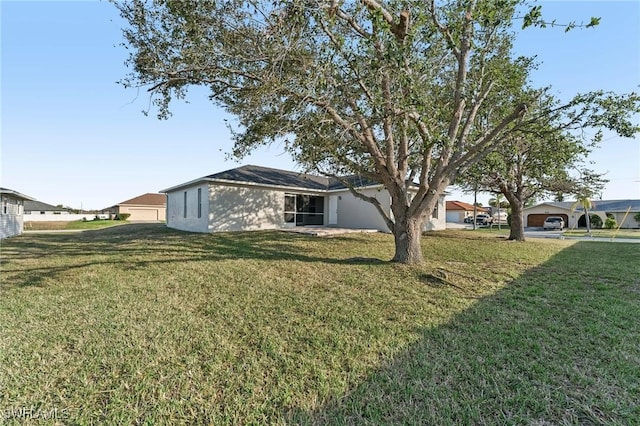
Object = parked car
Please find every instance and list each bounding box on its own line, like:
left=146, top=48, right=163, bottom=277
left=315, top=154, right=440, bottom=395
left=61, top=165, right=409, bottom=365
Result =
left=475, top=214, right=493, bottom=225
left=463, top=216, right=474, bottom=224
left=543, top=216, right=565, bottom=230
left=492, top=212, right=508, bottom=223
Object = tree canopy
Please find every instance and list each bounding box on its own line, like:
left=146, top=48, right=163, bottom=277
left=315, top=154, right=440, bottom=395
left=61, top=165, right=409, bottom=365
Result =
left=114, top=0, right=639, bottom=263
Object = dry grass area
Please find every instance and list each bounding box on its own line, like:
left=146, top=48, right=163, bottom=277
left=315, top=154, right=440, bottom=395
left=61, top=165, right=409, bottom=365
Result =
left=23, top=221, right=71, bottom=230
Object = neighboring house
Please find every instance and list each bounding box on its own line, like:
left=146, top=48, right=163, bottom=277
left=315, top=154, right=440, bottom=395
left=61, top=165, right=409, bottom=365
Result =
left=103, top=193, right=167, bottom=221
left=0, top=188, right=35, bottom=239
left=24, top=200, right=70, bottom=216
left=160, top=165, right=446, bottom=234
left=445, top=201, right=489, bottom=223
left=524, top=199, right=640, bottom=229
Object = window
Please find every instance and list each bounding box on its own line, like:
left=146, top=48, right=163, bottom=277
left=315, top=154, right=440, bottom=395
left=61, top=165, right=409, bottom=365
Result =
left=183, top=191, right=187, bottom=218
left=197, top=188, right=202, bottom=218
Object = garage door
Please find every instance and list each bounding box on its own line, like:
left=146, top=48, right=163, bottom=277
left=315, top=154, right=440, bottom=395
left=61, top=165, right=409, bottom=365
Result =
left=127, top=209, right=159, bottom=221
left=527, top=213, right=569, bottom=227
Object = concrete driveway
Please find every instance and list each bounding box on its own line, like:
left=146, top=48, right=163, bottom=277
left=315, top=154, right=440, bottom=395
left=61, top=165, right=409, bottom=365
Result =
left=446, top=223, right=640, bottom=243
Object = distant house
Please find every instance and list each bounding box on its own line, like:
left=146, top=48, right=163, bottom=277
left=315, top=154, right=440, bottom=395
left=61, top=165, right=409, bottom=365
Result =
left=160, top=165, right=446, bottom=234
left=0, top=188, right=35, bottom=239
left=103, top=193, right=166, bottom=221
left=524, top=199, right=640, bottom=229
left=24, top=200, right=69, bottom=216
left=445, top=201, right=489, bottom=223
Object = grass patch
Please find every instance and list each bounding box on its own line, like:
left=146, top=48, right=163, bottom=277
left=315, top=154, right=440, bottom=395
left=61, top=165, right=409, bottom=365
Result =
left=24, top=220, right=126, bottom=231
left=563, top=228, right=640, bottom=239
left=1, top=224, right=638, bottom=424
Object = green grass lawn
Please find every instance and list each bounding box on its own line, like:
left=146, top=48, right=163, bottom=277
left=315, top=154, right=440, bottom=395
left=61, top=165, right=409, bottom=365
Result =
left=563, top=228, right=640, bottom=239
left=25, top=219, right=127, bottom=231
left=1, top=224, right=638, bottom=424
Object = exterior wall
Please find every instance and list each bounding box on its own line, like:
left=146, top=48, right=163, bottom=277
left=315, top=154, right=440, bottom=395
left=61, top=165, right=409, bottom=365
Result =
left=164, top=181, right=447, bottom=233
left=607, top=211, right=640, bottom=229
left=117, top=204, right=166, bottom=221
left=208, top=184, right=285, bottom=232
left=0, top=196, right=24, bottom=239
left=424, top=195, right=446, bottom=231
left=166, top=184, right=210, bottom=232
left=332, top=188, right=446, bottom=232
left=334, top=187, right=391, bottom=232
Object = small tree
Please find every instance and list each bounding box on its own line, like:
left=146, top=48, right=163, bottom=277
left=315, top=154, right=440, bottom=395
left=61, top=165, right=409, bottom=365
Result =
left=604, top=217, right=617, bottom=230
left=569, top=169, right=607, bottom=235
left=634, top=212, right=640, bottom=228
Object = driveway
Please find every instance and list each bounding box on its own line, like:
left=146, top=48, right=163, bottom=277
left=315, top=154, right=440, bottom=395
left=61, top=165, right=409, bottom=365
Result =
left=445, top=223, right=640, bottom=243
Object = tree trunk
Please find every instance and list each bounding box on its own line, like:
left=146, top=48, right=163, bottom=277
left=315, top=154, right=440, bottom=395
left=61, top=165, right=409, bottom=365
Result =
left=585, top=207, right=591, bottom=235
left=391, top=217, right=424, bottom=264
left=507, top=199, right=525, bottom=241
left=502, top=190, right=525, bottom=241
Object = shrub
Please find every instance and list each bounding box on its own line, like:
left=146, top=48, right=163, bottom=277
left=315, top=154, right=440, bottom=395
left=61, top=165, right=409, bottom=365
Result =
left=589, top=214, right=603, bottom=229
left=634, top=212, right=640, bottom=227
left=604, top=217, right=617, bottom=230
left=115, top=213, right=131, bottom=221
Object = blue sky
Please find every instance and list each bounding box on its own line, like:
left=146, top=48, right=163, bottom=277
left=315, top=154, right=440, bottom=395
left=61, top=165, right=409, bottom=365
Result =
left=1, top=0, right=639, bottom=210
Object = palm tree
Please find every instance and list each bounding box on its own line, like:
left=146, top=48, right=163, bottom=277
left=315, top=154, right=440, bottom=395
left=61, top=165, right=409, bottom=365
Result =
left=571, top=196, right=594, bottom=235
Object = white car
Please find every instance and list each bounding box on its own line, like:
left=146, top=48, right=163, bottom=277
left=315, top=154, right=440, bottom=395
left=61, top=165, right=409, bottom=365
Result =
left=475, top=214, right=493, bottom=225
left=492, top=212, right=508, bottom=223
left=543, top=216, right=565, bottom=230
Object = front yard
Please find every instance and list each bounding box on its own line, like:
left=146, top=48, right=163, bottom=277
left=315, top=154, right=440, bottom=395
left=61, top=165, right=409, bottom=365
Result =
left=1, top=224, right=638, bottom=424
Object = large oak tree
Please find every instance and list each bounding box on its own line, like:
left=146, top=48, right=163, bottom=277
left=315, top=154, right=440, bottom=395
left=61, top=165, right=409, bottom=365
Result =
left=113, top=0, right=635, bottom=263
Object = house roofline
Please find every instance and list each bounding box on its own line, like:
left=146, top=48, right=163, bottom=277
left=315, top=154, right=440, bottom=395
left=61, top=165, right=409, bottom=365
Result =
left=161, top=178, right=330, bottom=195
left=0, top=188, right=35, bottom=201
left=161, top=178, right=448, bottom=197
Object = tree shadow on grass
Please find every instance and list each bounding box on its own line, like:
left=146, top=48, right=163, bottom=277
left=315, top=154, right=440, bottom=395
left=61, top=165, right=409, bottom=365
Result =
left=286, top=241, right=640, bottom=425
left=1, top=224, right=390, bottom=288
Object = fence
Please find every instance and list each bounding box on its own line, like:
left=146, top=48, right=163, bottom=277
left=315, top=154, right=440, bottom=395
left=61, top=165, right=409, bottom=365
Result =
left=23, top=213, right=108, bottom=222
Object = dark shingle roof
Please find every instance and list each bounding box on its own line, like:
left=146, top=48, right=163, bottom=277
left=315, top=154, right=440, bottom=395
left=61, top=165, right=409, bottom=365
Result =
left=24, top=200, right=65, bottom=212
left=206, top=165, right=330, bottom=190
left=202, top=165, right=380, bottom=191
left=327, top=174, right=380, bottom=190
left=593, top=199, right=640, bottom=212
left=162, top=165, right=384, bottom=193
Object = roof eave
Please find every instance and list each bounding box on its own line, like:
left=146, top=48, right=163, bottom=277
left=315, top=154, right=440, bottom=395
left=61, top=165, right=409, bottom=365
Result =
left=161, top=177, right=329, bottom=194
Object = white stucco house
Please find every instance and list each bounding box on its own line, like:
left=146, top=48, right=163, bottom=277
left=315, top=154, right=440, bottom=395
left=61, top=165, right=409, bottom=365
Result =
left=524, top=199, right=640, bottom=229
left=0, top=188, right=35, bottom=239
left=160, top=165, right=446, bottom=234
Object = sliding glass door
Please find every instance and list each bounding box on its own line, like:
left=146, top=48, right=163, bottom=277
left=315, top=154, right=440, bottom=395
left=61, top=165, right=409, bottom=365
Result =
left=284, top=194, right=325, bottom=226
